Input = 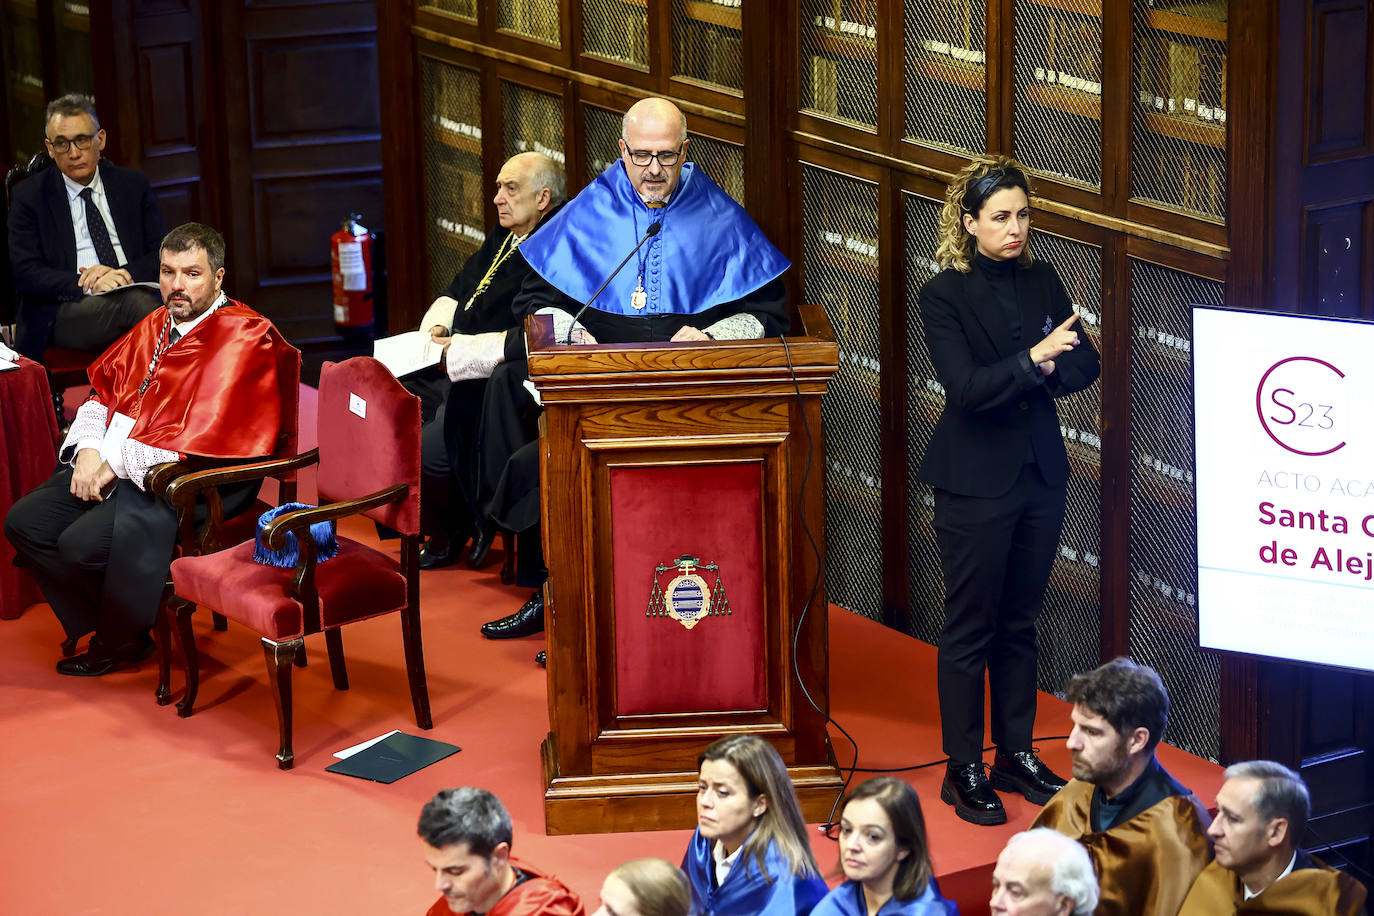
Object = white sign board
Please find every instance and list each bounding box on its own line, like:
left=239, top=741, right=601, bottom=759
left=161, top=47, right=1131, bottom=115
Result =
left=1192, top=306, right=1374, bottom=673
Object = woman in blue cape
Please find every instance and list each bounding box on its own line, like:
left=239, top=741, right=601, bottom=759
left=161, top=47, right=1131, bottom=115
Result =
left=812, top=779, right=960, bottom=916
left=682, top=735, right=829, bottom=916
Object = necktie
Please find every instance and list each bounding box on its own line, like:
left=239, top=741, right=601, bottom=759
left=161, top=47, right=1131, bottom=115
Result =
left=169, top=328, right=181, bottom=345
left=79, top=186, right=119, bottom=268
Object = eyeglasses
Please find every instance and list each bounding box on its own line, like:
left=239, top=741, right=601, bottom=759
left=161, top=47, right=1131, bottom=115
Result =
left=47, top=133, right=96, bottom=154
left=622, top=142, right=683, bottom=167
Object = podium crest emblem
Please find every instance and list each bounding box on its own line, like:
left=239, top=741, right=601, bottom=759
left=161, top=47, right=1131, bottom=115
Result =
left=646, top=554, right=732, bottom=630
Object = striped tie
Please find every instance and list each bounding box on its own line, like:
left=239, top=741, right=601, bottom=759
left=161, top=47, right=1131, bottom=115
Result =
left=79, top=186, right=118, bottom=268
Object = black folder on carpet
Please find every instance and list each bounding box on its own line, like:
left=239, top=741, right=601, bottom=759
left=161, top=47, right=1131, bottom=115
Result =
left=326, top=732, right=461, bottom=783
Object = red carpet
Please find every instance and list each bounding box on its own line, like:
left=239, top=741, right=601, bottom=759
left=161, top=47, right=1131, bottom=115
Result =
left=2, top=386, right=1223, bottom=914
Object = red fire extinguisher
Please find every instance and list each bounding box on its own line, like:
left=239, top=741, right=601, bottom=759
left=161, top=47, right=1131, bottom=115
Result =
left=331, top=212, right=373, bottom=328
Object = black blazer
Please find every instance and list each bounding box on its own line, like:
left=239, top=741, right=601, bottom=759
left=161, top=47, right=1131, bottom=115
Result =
left=918, top=258, right=1099, bottom=498
left=8, top=160, right=165, bottom=356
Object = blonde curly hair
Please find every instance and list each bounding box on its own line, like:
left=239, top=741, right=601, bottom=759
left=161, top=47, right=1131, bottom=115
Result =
left=934, top=155, right=1035, bottom=273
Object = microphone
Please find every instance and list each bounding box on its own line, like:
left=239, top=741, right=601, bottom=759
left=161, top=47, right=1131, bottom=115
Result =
left=565, top=222, right=661, bottom=343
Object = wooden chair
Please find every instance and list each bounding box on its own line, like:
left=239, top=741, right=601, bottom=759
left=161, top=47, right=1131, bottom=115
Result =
left=164, top=357, right=430, bottom=769
left=149, top=340, right=302, bottom=698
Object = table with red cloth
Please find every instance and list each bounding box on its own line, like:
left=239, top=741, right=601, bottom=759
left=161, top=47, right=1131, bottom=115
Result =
left=1, top=356, right=61, bottom=619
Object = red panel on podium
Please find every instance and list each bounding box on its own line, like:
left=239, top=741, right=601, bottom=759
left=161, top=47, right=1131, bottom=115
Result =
left=609, top=461, right=766, bottom=715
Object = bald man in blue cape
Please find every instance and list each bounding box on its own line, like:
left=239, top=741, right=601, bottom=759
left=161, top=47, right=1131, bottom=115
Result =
left=461, top=96, right=792, bottom=644
left=510, top=96, right=791, bottom=345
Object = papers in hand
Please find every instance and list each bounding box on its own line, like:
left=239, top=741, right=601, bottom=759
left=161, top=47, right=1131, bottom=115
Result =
left=373, top=330, right=445, bottom=379
left=96, top=281, right=160, bottom=295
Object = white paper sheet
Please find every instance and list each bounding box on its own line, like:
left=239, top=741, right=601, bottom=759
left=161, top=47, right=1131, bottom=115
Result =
left=373, top=330, right=444, bottom=379
left=333, top=729, right=402, bottom=759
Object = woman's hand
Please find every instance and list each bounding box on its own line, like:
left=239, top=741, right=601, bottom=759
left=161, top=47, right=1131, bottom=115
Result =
left=1029, top=312, right=1081, bottom=365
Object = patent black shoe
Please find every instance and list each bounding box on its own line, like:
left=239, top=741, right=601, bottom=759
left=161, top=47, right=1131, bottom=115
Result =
left=56, top=633, right=155, bottom=677
left=941, top=762, right=1007, bottom=826
left=535, top=650, right=546, bottom=667
left=480, top=592, right=544, bottom=639
left=466, top=524, right=497, bottom=569
left=990, top=748, right=1068, bottom=805
left=418, top=533, right=465, bottom=570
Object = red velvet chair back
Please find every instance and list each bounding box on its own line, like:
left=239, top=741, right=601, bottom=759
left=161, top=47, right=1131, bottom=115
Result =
left=273, top=343, right=302, bottom=489
left=316, top=358, right=420, bottom=535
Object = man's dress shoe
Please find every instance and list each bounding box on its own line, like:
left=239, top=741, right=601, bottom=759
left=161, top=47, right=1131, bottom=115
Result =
left=535, top=650, right=546, bottom=667
left=56, top=634, right=156, bottom=677
left=989, top=748, right=1068, bottom=805
left=941, top=761, right=1007, bottom=826
left=466, top=525, right=497, bottom=569
left=418, top=533, right=465, bottom=570
left=480, top=592, right=544, bottom=639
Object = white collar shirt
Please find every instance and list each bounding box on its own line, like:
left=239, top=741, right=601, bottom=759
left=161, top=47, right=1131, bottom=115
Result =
left=63, top=167, right=128, bottom=272
left=1244, top=852, right=1298, bottom=900
left=712, top=840, right=743, bottom=888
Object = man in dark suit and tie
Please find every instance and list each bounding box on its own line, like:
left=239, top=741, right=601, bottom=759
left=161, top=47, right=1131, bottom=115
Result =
left=8, top=93, right=165, bottom=358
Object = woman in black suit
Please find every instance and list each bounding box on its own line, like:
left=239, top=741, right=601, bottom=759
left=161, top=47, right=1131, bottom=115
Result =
left=918, top=156, right=1099, bottom=826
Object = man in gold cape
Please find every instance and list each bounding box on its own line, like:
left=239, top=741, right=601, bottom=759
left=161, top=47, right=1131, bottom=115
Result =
left=1033, top=657, right=1211, bottom=916
left=1179, top=760, right=1367, bottom=915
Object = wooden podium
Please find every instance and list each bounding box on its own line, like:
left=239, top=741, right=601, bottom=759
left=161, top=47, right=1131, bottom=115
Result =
left=527, top=306, right=844, bottom=835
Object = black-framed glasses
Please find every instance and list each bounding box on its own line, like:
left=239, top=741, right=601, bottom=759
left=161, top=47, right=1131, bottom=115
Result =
left=47, top=133, right=96, bottom=154
left=622, top=142, right=683, bottom=167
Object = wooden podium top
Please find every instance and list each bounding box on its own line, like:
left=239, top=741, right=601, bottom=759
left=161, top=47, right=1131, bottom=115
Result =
left=524, top=304, right=838, bottom=402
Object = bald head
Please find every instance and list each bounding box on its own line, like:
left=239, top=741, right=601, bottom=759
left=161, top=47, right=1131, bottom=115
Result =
left=622, top=97, right=687, bottom=145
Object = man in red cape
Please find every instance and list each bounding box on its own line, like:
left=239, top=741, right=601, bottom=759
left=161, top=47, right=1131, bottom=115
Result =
left=4, top=222, right=289, bottom=675
left=419, top=787, right=585, bottom=916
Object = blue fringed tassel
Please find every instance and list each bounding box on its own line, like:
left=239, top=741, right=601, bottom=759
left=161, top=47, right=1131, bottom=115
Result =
left=253, top=502, right=340, bottom=568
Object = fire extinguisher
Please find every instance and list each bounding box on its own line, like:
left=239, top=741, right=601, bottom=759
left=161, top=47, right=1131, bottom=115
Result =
left=331, top=212, right=373, bottom=328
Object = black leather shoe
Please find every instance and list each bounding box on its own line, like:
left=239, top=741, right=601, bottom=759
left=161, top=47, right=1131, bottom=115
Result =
left=56, top=633, right=155, bottom=677
left=535, top=650, right=546, bottom=667
left=466, top=524, right=497, bottom=569
left=941, top=762, right=1007, bottom=826
left=418, top=533, right=465, bottom=570
left=480, top=592, right=544, bottom=639
left=990, top=748, right=1068, bottom=805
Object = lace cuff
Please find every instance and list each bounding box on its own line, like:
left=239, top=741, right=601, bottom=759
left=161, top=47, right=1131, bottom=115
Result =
left=61, top=400, right=109, bottom=463
left=121, top=439, right=183, bottom=492
left=445, top=331, right=507, bottom=382
left=702, top=313, right=764, bottom=341
left=535, top=307, right=592, bottom=344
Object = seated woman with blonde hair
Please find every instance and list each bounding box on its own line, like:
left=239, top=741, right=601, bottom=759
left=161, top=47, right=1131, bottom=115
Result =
left=812, top=778, right=959, bottom=916
left=682, top=735, right=829, bottom=916
left=593, top=858, right=690, bottom=916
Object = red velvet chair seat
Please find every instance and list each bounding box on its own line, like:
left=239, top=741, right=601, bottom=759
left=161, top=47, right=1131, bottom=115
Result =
left=170, top=537, right=405, bottom=640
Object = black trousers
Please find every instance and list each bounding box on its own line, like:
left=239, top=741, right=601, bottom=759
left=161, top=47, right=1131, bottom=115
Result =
left=5, top=463, right=258, bottom=646
left=51, top=286, right=161, bottom=353
left=933, top=462, right=1065, bottom=764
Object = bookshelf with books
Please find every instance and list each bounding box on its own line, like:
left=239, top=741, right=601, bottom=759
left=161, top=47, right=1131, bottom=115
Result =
left=672, top=0, right=743, bottom=93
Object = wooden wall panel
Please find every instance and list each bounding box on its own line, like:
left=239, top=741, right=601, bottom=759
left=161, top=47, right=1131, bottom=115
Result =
left=138, top=44, right=196, bottom=154
left=220, top=0, right=382, bottom=341
left=1301, top=200, right=1374, bottom=318
left=254, top=174, right=385, bottom=284
left=1306, top=1, right=1372, bottom=163
left=250, top=35, right=380, bottom=141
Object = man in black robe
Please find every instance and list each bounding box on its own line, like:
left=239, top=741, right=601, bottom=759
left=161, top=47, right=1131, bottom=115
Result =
left=410, top=152, right=566, bottom=568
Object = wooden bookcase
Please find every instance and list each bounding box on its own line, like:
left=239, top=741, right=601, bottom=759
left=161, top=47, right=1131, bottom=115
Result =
left=377, top=0, right=1373, bottom=864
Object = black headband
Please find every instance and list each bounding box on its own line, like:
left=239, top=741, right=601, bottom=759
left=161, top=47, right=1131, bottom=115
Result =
left=962, top=167, right=1021, bottom=214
